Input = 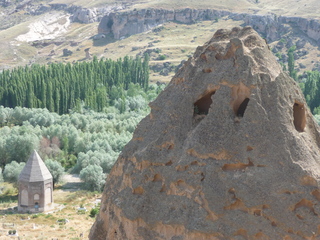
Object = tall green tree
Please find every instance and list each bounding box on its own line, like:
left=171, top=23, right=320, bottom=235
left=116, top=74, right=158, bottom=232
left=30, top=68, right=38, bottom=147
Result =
left=304, top=71, right=320, bottom=114
left=45, top=159, right=64, bottom=188
left=287, top=46, right=297, bottom=80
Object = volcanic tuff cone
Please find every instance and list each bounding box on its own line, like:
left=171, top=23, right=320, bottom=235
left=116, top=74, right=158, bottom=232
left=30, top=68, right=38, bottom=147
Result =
left=90, top=27, right=320, bottom=240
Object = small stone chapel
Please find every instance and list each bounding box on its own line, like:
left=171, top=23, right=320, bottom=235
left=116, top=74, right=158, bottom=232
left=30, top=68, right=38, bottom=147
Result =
left=18, top=150, right=54, bottom=213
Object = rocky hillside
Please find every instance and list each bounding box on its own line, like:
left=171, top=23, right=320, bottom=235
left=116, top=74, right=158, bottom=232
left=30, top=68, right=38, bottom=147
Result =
left=89, top=26, right=320, bottom=240
left=98, top=8, right=320, bottom=43
left=0, top=0, right=319, bottom=81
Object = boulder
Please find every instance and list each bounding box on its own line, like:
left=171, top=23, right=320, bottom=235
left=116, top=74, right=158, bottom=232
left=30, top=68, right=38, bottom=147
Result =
left=71, top=8, right=98, bottom=23
left=62, top=48, right=72, bottom=56
left=90, top=27, right=320, bottom=240
left=296, top=39, right=307, bottom=49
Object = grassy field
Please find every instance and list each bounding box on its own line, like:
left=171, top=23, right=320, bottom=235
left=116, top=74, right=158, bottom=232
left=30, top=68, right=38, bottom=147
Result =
left=0, top=179, right=100, bottom=240
left=1, top=17, right=245, bottom=83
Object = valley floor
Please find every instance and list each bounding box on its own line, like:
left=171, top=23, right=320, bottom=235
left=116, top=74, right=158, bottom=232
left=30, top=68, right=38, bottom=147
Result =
left=0, top=175, right=100, bottom=240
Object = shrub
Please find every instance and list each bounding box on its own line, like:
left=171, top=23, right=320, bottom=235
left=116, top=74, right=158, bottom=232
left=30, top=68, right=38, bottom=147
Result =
left=89, top=207, right=99, bottom=218
left=44, top=159, right=64, bottom=188
left=157, top=54, right=167, bottom=60
left=80, top=165, right=106, bottom=192
left=3, top=161, right=25, bottom=183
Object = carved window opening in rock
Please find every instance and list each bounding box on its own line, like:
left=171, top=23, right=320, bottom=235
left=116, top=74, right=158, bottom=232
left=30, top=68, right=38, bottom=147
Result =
left=194, top=90, right=216, bottom=115
left=237, top=98, right=250, bottom=117
left=293, top=102, right=306, bottom=132
left=231, top=83, right=251, bottom=118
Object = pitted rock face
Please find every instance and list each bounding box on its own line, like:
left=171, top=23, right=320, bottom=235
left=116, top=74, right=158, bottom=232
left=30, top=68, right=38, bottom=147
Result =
left=90, top=27, right=320, bottom=240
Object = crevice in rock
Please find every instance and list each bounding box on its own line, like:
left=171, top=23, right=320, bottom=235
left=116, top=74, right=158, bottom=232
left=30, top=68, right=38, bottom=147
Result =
left=293, top=198, right=317, bottom=215
left=152, top=174, right=162, bottom=182
left=246, top=146, right=254, bottom=151
left=165, top=160, right=172, bottom=166
left=293, top=101, right=306, bottom=132
left=222, top=158, right=254, bottom=171
left=133, top=186, right=144, bottom=195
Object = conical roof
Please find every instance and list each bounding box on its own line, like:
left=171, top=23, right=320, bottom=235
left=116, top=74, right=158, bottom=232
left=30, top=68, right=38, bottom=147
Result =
left=19, top=150, right=52, bottom=182
left=90, top=27, right=320, bottom=239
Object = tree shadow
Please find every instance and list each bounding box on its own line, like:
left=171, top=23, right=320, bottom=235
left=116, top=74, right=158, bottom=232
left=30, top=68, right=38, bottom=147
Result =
left=0, top=194, right=17, bottom=201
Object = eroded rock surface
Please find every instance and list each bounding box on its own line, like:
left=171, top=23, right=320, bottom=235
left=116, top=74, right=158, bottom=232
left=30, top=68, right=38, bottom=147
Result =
left=90, top=27, right=320, bottom=240
left=98, top=8, right=320, bottom=44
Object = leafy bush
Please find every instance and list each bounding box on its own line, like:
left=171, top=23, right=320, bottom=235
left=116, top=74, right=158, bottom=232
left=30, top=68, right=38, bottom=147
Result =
left=157, top=54, right=167, bottom=60
left=3, top=161, right=25, bottom=183
left=89, top=207, right=99, bottom=218
left=44, top=159, right=64, bottom=188
left=80, top=165, right=106, bottom=192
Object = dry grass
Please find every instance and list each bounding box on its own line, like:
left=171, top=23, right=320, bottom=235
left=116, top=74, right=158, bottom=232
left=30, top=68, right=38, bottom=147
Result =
left=48, top=0, right=320, bottom=18
left=36, top=17, right=244, bottom=83
left=0, top=182, right=100, bottom=240
left=0, top=0, right=318, bottom=77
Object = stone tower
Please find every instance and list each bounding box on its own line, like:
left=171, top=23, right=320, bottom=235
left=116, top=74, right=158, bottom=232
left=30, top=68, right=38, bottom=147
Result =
left=18, top=150, right=54, bottom=213
left=90, top=27, right=320, bottom=239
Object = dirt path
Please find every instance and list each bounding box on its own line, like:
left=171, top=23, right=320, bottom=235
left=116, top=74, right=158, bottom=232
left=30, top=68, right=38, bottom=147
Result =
left=60, top=174, right=83, bottom=191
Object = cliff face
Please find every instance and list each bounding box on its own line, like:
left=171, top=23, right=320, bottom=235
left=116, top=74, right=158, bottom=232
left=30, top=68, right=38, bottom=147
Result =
left=97, top=8, right=320, bottom=43
left=69, top=5, right=125, bottom=24
left=90, top=27, right=320, bottom=240
left=98, top=8, right=231, bottom=39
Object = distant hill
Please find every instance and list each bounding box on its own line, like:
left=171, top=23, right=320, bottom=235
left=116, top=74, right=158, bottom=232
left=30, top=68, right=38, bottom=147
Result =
left=0, top=0, right=319, bottom=82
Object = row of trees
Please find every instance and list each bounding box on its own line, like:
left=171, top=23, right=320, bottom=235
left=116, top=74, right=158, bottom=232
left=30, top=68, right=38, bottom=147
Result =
left=0, top=55, right=149, bottom=114
left=0, top=82, right=165, bottom=191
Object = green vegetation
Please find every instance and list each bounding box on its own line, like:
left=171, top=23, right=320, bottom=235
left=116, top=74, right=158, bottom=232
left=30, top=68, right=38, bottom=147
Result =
left=45, top=159, right=65, bottom=188
left=79, top=165, right=105, bottom=191
left=302, top=70, right=320, bottom=115
left=157, top=54, right=167, bottom=60
left=0, top=55, right=165, bottom=191
left=89, top=206, right=99, bottom=218
left=3, top=161, right=25, bottom=183
left=287, top=46, right=297, bottom=81
left=0, top=55, right=149, bottom=114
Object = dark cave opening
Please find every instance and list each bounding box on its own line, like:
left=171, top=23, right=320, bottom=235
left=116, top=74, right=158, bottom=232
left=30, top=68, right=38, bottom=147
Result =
left=293, top=102, right=306, bottom=132
left=194, top=91, right=216, bottom=115
left=236, top=98, right=250, bottom=117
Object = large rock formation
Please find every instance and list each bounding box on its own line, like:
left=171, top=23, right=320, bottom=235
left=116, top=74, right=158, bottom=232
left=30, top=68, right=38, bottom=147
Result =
left=90, top=27, right=320, bottom=239
left=98, top=8, right=231, bottom=39
left=98, top=8, right=320, bottom=44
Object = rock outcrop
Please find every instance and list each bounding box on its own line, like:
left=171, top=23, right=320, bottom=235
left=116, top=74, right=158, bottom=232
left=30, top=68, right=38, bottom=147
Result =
left=98, top=8, right=320, bottom=44
left=98, top=8, right=231, bottom=39
left=90, top=27, right=320, bottom=239
left=69, top=5, right=125, bottom=24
